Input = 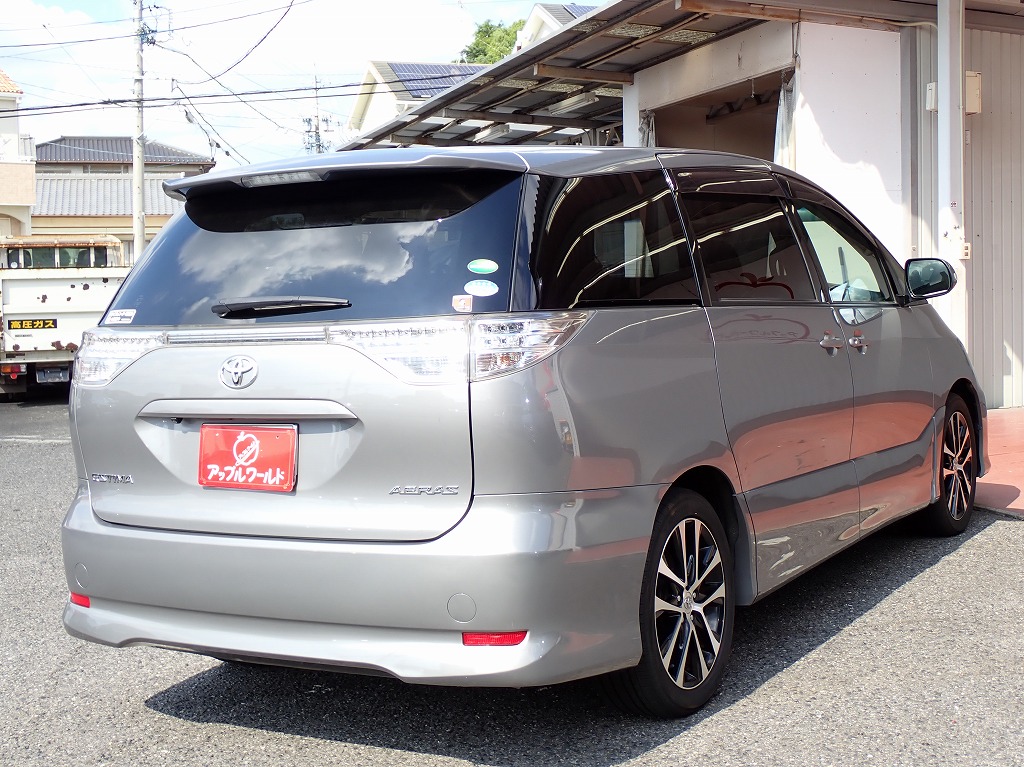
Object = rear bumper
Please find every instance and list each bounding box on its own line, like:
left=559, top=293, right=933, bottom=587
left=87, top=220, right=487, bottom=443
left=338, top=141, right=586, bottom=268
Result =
left=62, top=481, right=661, bottom=686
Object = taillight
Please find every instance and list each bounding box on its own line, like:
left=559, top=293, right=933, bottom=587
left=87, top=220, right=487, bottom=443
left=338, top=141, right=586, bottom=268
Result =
left=328, top=319, right=468, bottom=383
left=73, top=312, right=589, bottom=388
left=74, top=329, right=167, bottom=387
left=470, top=313, right=587, bottom=381
left=69, top=592, right=91, bottom=608
left=327, top=312, right=589, bottom=384
left=462, top=631, right=527, bottom=646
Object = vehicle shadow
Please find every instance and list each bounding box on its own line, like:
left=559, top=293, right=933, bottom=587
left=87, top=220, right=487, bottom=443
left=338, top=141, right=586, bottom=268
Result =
left=3, top=382, right=70, bottom=406
left=145, top=512, right=1001, bottom=766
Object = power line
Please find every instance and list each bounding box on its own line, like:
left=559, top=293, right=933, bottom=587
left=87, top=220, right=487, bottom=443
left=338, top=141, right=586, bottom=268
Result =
left=0, top=0, right=315, bottom=51
left=4, top=74, right=478, bottom=119
left=182, top=0, right=295, bottom=85
left=176, top=91, right=250, bottom=163
left=0, top=0, right=282, bottom=32
left=158, top=43, right=296, bottom=133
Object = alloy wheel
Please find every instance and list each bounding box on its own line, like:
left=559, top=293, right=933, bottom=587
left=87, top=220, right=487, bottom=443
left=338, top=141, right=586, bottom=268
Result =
left=941, top=409, right=975, bottom=521
left=654, top=517, right=727, bottom=689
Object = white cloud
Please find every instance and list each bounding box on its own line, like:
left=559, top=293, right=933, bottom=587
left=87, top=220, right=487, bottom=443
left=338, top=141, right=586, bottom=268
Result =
left=1, top=0, right=538, bottom=167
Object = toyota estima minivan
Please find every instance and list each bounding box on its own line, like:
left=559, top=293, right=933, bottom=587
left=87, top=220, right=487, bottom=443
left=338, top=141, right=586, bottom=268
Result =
left=63, top=146, right=986, bottom=718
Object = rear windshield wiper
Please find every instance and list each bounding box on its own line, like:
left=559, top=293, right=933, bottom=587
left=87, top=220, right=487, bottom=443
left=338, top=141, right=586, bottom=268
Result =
left=212, top=295, right=351, bottom=319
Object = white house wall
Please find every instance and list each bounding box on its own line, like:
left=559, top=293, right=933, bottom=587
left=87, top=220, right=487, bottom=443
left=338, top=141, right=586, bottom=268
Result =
left=790, top=24, right=904, bottom=256
left=964, top=29, right=1024, bottom=408
left=629, top=21, right=903, bottom=252
left=361, top=89, right=402, bottom=134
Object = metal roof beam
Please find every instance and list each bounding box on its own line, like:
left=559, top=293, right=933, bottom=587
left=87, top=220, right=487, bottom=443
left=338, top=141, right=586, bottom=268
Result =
left=533, top=63, right=635, bottom=85
left=385, top=134, right=467, bottom=147
left=674, top=0, right=937, bottom=29
left=440, top=108, right=606, bottom=130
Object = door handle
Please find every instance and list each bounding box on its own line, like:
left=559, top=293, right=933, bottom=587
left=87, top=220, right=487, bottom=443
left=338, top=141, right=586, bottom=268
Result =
left=848, top=333, right=871, bottom=354
left=819, top=331, right=845, bottom=356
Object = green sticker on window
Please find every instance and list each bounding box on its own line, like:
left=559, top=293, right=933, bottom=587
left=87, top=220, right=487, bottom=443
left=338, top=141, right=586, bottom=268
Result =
left=467, top=259, right=499, bottom=275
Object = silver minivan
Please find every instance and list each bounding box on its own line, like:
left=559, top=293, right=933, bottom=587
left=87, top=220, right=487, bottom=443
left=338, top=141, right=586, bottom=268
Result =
left=62, top=146, right=986, bottom=718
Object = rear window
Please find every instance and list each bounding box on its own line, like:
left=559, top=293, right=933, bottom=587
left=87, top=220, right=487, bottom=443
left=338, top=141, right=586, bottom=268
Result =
left=104, top=170, right=523, bottom=326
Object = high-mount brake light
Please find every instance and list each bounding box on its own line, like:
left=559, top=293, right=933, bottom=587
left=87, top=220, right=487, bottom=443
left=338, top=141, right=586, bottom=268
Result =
left=239, top=170, right=322, bottom=188
left=462, top=631, right=527, bottom=647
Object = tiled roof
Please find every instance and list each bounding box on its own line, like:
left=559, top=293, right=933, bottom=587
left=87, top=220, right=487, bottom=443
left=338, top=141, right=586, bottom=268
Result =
left=539, top=4, right=596, bottom=25
left=0, top=68, right=22, bottom=95
left=36, top=136, right=213, bottom=166
left=35, top=175, right=183, bottom=217
left=372, top=62, right=486, bottom=100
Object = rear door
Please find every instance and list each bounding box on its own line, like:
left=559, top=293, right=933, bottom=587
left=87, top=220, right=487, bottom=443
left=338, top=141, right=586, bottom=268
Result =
left=73, top=169, right=523, bottom=542
left=677, top=180, right=860, bottom=594
left=74, top=334, right=474, bottom=541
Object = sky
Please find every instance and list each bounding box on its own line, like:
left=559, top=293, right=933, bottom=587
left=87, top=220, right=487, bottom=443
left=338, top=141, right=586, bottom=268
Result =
left=0, top=0, right=541, bottom=167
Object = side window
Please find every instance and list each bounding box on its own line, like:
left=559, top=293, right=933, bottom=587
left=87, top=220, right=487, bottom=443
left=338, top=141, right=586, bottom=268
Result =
left=29, top=247, right=56, bottom=269
left=796, top=203, right=893, bottom=303
left=680, top=194, right=817, bottom=302
left=531, top=172, right=696, bottom=309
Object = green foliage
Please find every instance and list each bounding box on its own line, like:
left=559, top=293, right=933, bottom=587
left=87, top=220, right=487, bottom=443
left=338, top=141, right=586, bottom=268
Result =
left=458, top=19, right=526, bottom=64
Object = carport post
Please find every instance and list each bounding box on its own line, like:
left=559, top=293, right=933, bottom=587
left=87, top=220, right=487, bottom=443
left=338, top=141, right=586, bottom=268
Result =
left=936, top=0, right=969, bottom=345
left=622, top=84, right=641, bottom=146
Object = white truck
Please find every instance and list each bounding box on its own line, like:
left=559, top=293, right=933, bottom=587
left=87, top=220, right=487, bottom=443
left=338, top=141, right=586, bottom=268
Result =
left=1, top=235, right=131, bottom=397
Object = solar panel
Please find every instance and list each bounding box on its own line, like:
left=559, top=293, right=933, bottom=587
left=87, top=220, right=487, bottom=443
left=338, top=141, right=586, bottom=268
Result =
left=387, top=63, right=483, bottom=99
left=564, top=4, right=597, bottom=19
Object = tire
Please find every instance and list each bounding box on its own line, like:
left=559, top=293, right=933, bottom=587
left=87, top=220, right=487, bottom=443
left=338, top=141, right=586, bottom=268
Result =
left=602, top=489, right=735, bottom=718
left=920, top=393, right=978, bottom=536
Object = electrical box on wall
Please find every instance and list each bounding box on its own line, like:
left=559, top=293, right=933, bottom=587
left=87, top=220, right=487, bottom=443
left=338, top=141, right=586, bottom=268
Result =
left=966, top=71, right=982, bottom=115
left=924, top=71, right=982, bottom=114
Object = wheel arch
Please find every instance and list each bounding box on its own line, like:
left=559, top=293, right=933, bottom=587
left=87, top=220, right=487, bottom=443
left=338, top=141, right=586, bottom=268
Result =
left=667, top=466, right=757, bottom=606
left=947, top=377, right=986, bottom=477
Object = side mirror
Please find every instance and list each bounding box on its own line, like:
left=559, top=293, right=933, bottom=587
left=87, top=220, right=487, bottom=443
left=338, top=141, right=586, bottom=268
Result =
left=906, top=258, right=957, bottom=299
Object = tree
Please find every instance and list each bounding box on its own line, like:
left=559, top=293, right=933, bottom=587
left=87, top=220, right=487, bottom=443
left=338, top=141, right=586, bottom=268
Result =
left=458, top=19, right=526, bottom=64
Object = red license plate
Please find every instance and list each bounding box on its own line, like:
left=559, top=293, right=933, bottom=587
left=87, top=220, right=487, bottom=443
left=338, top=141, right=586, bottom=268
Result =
left=199, top=424, right=297, bottom=492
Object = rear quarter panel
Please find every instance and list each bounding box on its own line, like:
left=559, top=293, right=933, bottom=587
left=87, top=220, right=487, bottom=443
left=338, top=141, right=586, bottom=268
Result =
left=470, top=307, right=737, bottom=499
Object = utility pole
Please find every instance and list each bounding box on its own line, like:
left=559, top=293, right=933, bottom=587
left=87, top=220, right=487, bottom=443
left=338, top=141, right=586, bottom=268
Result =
left=132, top=0, right=146, bottom=262
left=303, top=77, right=332, bottom=154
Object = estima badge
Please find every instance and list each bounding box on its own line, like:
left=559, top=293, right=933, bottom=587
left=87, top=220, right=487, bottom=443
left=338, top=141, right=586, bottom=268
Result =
left=219, top=355, right=258, bottom=389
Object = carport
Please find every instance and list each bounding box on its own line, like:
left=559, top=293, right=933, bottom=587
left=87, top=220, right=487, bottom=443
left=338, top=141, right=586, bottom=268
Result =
left=341, top=1, right=1024, bottom=408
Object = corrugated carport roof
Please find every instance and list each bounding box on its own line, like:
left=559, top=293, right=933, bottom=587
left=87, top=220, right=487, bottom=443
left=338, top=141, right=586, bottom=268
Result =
left=339, top=0, right=1024, bottom=151
left=339, top=0, right=763, bottom=149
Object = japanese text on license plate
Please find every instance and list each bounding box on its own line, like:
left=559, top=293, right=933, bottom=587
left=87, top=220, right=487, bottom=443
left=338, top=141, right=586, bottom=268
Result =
left=199, top=424, right=297, bottom=492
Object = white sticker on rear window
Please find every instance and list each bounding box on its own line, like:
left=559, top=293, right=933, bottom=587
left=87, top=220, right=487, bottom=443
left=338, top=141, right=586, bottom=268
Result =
left=464, top=280, right=499, bottom=297
left=452, top=295, right=473, bottom=312
left=104, top=309, right=136, bottom=325
left=466, top=259, right=499, bottom=275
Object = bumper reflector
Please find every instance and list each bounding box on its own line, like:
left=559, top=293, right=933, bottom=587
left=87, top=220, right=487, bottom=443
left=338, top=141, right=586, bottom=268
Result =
left=69, top=592, right=91, bottom=608
left=462, top=630, right=527, bottom=647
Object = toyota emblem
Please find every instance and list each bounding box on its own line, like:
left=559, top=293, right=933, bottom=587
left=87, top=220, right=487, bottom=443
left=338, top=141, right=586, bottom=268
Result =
left=219, top=355, right=258, bottom=389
